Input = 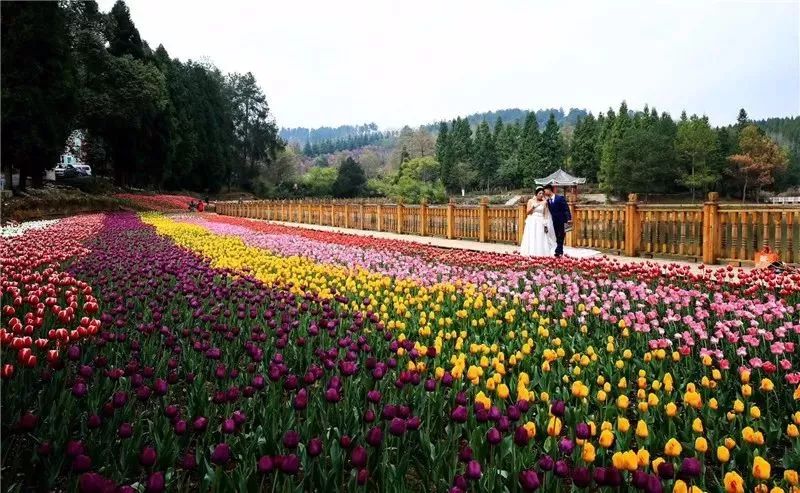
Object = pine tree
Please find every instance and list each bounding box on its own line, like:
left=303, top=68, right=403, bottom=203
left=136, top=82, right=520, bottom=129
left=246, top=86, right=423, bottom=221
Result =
left=599, top=102, right=632, bottom=195
left=450, top=117, right=473, bottom=165
left=519, top=112, right=541, bottom=187
left=332, top=157, right=366, bottom=198
left=539, top=113, right=564, bottom=176
left=473, top=120, right=498, bottom=190
left=569, top=114, right=599, bottom=182
left=436, top=121, right=454, bottom=191
left=107, top=1, right=145, bottom=59
left=737, top=108, right=749, bottom=129
left=496, top=122, right=521, bottom=187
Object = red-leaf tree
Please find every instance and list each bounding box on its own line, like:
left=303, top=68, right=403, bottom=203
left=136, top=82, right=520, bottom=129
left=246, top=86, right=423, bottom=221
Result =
left=728, top=125, right=788, bottom=202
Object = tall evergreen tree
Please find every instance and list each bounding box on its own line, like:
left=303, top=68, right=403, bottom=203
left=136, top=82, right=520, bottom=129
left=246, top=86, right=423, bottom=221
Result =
left=496, top=122, right=521, bottom=187
left=599, top=102, right=632, bottom=195
left=737, top=108, right=749, bottom=129
left=450, top=117, right=473, bottom=165
left=473, top=120, right=498, bottom=189
left=332, top=157, right=366, bottom=198
left=106, top=1, right=144, bottom=59
left=569, top=114, right=599, bottom=182
left=676, top=114, right=720, bottom=198
left=538, top=113, right=565, bottom=176
left=1, top=1, right=79, bottom=190
left=436, top=121, right=455, bottom=190
left=519, top=112, right=541, bottom=187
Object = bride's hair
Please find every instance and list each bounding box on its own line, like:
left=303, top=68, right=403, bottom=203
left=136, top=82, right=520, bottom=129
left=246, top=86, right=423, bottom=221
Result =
left=534, top=186, right=544, bottom=195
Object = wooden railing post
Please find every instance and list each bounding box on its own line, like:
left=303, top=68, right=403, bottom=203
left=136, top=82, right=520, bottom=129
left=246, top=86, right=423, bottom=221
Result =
left=517, top=199, right=527, bottom=245
left=397, top=201, right=404, bottom=234
left=566, top=196, right=576, bottom=247
left=318, top=201, right=324, bottom=225
left=420, top=199, right=428, bottom=236
left=624, top=193, right=640, bottom=257
left=376, top=203, right=383, bottom=232
left=343, top=203, right=350, bottom=229
left=478, top=197, right=489, bottom=242
left=702, top=192, right=720, bottom=265
left=446, top=199, right=455, bottom=239
left=359, top=202, right=365, bottom=230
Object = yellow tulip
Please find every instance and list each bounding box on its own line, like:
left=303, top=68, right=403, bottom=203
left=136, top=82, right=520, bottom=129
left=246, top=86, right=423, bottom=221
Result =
left=635, top=420, right=649, bottom=439
left=637, top=449, right=650, bottom=467
left=666, top=402, right=678, bottom=417
left=673, top=479, right=688, bottom=493
left=692, top=417, right=703, bottom=433
left=784, top=469, right=799, bottom=486
left=617, top=417, right=630, bottom=433
left=694, top=437, right=708, bottom=453
left=547, top=417, right=562, bottom=437
left=723, top=471, right=745, bottom=493
left=599, top=429, right=615, bottom=448
left=664, top=438, right=682, bottom=457
left=581, top=442, right=596, bottom=462
left=753, top=456, right=771, bottom=480
left=716, top=445, right=730, bottom=462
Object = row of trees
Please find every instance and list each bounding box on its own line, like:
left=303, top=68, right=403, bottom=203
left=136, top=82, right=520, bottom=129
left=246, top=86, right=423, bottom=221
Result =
left=436, top=113, right=566, bottom=192
left=302, top=132, right=388, bottom=157
left=430, top=103, right=793, bottom=200
left=2, top=1, right=282, bottom=192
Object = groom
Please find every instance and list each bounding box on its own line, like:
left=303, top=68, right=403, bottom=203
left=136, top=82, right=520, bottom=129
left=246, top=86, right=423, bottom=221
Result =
left=544, top=184, right=571, bottom=257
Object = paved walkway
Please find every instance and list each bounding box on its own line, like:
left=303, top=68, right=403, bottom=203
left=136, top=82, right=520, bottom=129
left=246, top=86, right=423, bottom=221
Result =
left=258, top=219, right=750, bottom=274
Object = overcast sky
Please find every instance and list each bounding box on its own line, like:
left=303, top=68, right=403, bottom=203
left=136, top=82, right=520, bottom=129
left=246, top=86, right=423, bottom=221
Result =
left=98, top=0, right=800, bottom=129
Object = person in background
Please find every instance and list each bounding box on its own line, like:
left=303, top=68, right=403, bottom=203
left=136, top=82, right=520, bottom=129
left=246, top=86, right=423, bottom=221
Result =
left=543, top=184, right=571, bottom=257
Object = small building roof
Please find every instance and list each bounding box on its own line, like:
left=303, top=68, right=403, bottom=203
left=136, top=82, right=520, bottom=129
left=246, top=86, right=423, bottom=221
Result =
left=534, top=168, right=587, bottom=186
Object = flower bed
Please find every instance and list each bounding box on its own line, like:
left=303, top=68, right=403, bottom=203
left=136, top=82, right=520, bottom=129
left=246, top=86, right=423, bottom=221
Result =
left=2, top=212, right=799, bottom=492
left=114, top=193, right=198, bottom=212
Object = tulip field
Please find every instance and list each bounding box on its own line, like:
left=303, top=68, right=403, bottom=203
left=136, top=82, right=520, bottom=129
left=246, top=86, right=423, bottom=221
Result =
left=4, top=212, right=800, bottom=493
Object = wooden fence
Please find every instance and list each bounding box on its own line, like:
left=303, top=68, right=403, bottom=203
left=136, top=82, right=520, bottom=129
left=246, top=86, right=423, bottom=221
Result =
left=214, top=193, right=800, bottom=265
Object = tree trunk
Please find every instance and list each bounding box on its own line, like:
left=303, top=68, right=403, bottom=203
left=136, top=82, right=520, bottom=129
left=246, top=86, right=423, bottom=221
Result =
left=3, top=164, right=12, bottom=193
left=742, top=179, right=748, bottom=204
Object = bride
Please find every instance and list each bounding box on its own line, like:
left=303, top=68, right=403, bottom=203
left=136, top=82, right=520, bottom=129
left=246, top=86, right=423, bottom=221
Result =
left=519, top=187, right=556, bottom=257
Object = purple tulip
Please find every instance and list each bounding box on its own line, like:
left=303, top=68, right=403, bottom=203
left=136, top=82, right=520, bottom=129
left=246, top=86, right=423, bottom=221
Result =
left=507, top=405, right=521, bottom=421
left=558, top=437, right=575, bottom=455
left=572, top=467, right=592, bottom=488
left=222, top=419, right=236, bottom=434
left=72, top=454, right=92, bottom=473
left=366, top=426, right=383, bottom=447
left=78, top=472, right=116, bottom=493
left=153, top=378, right=168, bottom=396
left=357, top=468, right=368, bottom=485
left=453, top=475, right=468, bottom=490
left=367, top=390, right=381, bottom=403
left=450, top=406, right=468, bottom=423
left=325, top=387, right=340, bottom=403
left=575, top=423, right=590, bottom=440
left=487, top=427, right=502, bottom=445
left=18, top=412, right=38, bottom=431
left=340, top=435, right=353, bottom=449
left=180, top=453, right=197, bottom=470
left=164, top=405, right=179, bottom=419
left=145, top=472, right=165, bottom=493
left=465, top=460, right=482, bottom=480
left=139, top=447, right=157, bottom=467
left=645, top=475, right=664, bottom=493
left=283, top=430, right=300, bottom=449
left=66, top=440, right=85, bottom=457
left=258, top=455, right=274, bottom=473
left=37, top=441, right=52, bottom=456
left=210, top=443, right=231, bottom=465
left=350, top=445, right=367, bottom=468
left=389, top=417, right=406, bottom=436
left=232, top=410, right=246, bottom=426
left=424, top=379, right=437, bottom=392
left=514, top=425, right=530, bottom=446
left=293, top=389, right=308, bottom=410
left=174, top=420, right=187, bottom=435
left=593, top=467, right=608, bottom=486
left=193, top=416, right=208, bottom=432
left=554, top=459, right=570, bottom=478
left=632, top=470, right=650, bottom=489
left=68, top=346, right=81, bottom=361
left=72, top=382, right=88, bottom=398
left=538, top=455, right=554, bottom=471
left=406, top=416, right=421, bottom=431
left=279, top=454, right=300, bottom=475
left=606, top=467, right=623, bottom=487
left=550, top=400, right=565, bottom=417
left=112, top=391, right=128, bottom=408
left=657, top=462, right=674, bottom=479
left=679, top=457, right=702, bottom=479
left=458, top=446, right=473, bottom=462
left=519, top=469, right=541, bottom=491
left=87, top=414, right=102, bottom=429
left=308, top=437, right=323, bottom=457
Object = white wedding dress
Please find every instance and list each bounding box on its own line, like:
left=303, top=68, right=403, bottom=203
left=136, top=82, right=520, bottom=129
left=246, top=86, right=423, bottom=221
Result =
left=519, top=199, right=600, bottom=258
left=519, top=200, right=557, bottom=257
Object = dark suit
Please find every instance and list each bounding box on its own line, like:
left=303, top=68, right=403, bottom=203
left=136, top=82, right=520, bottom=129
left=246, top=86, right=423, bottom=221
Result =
left=547, top=194, right=571, bottom=256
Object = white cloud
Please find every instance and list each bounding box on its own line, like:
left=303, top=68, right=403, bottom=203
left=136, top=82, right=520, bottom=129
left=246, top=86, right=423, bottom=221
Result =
left=99, top=0, right=800, bottom=128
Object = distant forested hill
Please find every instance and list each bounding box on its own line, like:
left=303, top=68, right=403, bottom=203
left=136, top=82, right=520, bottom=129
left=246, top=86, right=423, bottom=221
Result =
left=420, top=107, right=589, bottom=133
left=280, top=123, right=380, bottom=145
